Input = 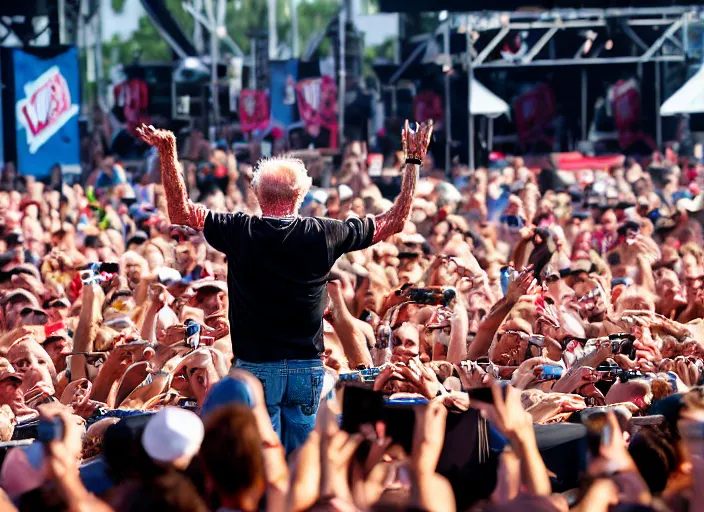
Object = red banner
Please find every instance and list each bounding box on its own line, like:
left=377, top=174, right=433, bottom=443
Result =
left=296, top=76, right=338, bottom=148
left=238, top=89, right=270, bottom=133
left=553, top=152, right=626, bottom=171
left=413, top=90, right=443, bottom=125
left=113, top=79, right=149, bottom=133
left=608, top=79, right=653, bottom=151
left=514, top=83, right=556, bottom=149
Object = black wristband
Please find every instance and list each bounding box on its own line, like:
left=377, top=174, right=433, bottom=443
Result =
left=405, top=158, right=422, bottom=166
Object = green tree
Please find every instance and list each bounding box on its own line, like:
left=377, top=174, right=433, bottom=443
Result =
left=290, top=0, right=339, bottom=57
left=224, top=0, right=278, bottom=54
left=103, top=0, right=194, bottom=67
left=111, top=0, right=127, bottom=13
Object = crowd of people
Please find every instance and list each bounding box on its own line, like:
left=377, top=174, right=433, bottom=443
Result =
left=0, top=113, right=703, bottom=512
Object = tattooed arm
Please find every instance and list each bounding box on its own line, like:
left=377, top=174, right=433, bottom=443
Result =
left=372, top=120, right=433, bottom=245
left=372, top=162, right=419, bottom=244
left=136, top=124, right=208, bottom=230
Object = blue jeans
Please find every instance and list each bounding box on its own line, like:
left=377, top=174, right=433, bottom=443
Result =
left=236, top=359, right=325, bottom=455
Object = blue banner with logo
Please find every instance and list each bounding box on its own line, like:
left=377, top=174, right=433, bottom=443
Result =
left=13, top=46, right=80, bottom=178
left=270, top=60, right=298, bottom=127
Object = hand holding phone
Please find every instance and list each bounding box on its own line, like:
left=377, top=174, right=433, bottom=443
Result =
left=405, top=286, right=457, bottom=307
left=341, top=383, right=429, bottom=454
left=185, top=319, right=201, bottom=349
left=583, top=411, right=639, bottom=480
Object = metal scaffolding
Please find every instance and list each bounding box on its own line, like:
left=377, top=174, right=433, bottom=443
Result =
left=387, top=7, right=698, bottom=170
left=463, top=8, right=693, bottom=69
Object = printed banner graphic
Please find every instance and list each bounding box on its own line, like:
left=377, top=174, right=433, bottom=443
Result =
left=296, top=76, right=338, bottom=148
left=514, top=83, right=556, bottom=149
left=113, top=78, right=150, bottom=134
left=413, top=90, right=443, bottom=125
left=13, top=47, right=80, bottom=177
left=238, top=89, right=270, bottom=133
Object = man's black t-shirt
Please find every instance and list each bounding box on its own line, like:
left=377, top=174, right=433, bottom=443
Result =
left=203, top=212, right=375, bottom=362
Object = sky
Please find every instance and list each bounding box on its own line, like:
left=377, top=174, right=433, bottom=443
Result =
left=101, top=0, right=145, bottom=41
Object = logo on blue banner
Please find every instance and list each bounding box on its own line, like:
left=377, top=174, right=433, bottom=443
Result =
left=13, top=47, right=80, bottom=177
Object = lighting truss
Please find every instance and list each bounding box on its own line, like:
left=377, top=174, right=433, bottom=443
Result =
left=453, top=6, right=695, bottom=68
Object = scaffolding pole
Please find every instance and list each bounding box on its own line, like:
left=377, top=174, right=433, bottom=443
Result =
left=291, top=0, right=299, bottom=58
left=444, top=21, right=451, bottom=174
left=466, top=15, right=474, bottom=170
left=338, top=7, right=347, bottom=148
left=655, top=61, right=662, bottom=149
left=204, top=0, right=219, bottom=133
left=581, top=68, right=587, bottom=141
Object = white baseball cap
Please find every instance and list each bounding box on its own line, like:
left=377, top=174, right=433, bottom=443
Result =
left=311, top=189, right=328, bottom=204
left=338, top=184, right=354, bottom=202
left=157, top=267, right=183, bottom=286
left=141, top=407, right=204, bottom=465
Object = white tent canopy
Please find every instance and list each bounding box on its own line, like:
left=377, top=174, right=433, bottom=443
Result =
left=661, top=66, right=704, bottom=116
left=471, top=79, right=510, bottom=118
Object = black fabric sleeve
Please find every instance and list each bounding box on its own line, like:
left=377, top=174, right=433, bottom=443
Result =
left=203, top=211, right=248, bottom=253
left=324, top=215, right=376, bottom=261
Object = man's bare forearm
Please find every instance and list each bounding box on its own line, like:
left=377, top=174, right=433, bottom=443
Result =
left=157, top=137, right=208, bottom=230
left=70, top=284, right=102, bottom=382
left=447, top=304, right=469, bottom=364
left=469, top=298, right=512, bottom=360
left=372, top=163, right=418, bottom=244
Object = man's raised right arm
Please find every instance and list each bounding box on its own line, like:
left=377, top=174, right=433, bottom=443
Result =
left=136, top=124, right=208, bottom=230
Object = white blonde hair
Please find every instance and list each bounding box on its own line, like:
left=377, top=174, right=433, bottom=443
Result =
left=251, top=156, right=312, bottom=211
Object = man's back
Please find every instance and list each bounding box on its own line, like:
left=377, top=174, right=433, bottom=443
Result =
left=203, top=212, right=374, bottom=362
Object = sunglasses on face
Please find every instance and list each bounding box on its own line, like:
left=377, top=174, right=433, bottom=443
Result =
left=46, top=298, right=70, bottom=309
left=426, top=325, right=451, bottom=335
left=502, top=329, right=544, bottom=349
left=544, top=274, right=560, bottom=284
left=500, top=330, right=530, bottom=340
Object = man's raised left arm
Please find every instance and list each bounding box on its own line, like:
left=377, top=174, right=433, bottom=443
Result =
left=372, top=120, right=432, bottom=244
left=136, top=124, right=208, bottom=230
